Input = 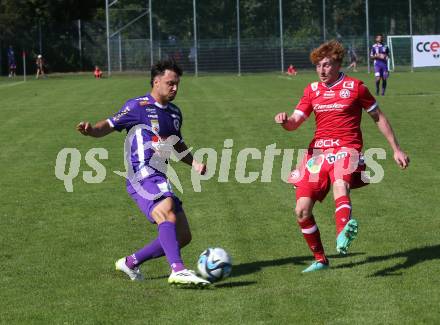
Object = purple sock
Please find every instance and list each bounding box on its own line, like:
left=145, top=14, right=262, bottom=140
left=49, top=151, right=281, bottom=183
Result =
left=133, top=238, right=165, bottom=264
left=125, top=238, right=165, bottom=269
left=158, top=221, right=185, bottom=272
left=125, top=254, right=138, bottom=269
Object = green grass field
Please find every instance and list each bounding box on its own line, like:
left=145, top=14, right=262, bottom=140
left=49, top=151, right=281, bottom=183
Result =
left=1, top=71, right=439, bottom=324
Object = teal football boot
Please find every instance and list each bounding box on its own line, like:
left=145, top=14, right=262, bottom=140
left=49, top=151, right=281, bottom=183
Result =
left=336, top=219, right=358, bottom=255
left=302, top=261, right=329, bottom=273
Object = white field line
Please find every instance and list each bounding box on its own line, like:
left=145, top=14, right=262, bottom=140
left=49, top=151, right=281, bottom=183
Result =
left=0, top=81, right=25, bottom=88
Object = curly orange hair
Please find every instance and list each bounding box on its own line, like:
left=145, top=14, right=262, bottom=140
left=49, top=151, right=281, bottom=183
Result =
left=310, top=40, right=345, bottom=65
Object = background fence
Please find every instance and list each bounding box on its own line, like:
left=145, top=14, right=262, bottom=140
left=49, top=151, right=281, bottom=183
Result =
left=1, top=0, right=439, bottom=75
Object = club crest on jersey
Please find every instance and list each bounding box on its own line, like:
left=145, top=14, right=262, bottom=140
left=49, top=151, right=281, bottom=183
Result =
left=339, top=89, right=351, bottom=98
left=151, top=120, right=160, bottom=133
left=306, top=154, right=325, bottom=174
left=311, top=82, right=319, bottom=91
left=343, top=81, right=354, bottom=89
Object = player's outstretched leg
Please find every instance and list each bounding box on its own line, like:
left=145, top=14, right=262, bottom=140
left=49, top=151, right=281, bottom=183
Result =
left=333, top=186, right=358, bottom=255
left=115, top=205, right=194, bottom=282
left=334, top=195, right=357, bottom=254
left=334, top=195, right=352, bottom=234
left=159, top=221, right=209, bottom=287
left=296, top=198, right=329, bottom=273
left=152, top=199, right=209, bottom=287
left=115, top=237, right=163, bottom=281
left=298, top=216, right=329, bottom=273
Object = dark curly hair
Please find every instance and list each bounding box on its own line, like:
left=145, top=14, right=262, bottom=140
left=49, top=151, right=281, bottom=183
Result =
left=150, top=59, right=183, bottom=87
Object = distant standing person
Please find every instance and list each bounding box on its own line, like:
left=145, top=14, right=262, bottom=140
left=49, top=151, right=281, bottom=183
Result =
left=7, top=45, right=17, bottom=78
left=347, top=45, right=358, bottom=72
left=36, top=54, right=45, bottom=79
left=370, top=34, right=390, bottom=95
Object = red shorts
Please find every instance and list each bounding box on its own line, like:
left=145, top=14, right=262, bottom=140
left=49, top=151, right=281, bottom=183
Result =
left=288, top=147, right=368, bottom=202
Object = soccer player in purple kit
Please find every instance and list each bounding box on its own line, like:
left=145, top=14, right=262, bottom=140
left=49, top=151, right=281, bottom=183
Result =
left=76, top=59, right=210, bottom=287
left=7, top=45, right=16, bottom=78
left=370, top=34, right=390, bottom=96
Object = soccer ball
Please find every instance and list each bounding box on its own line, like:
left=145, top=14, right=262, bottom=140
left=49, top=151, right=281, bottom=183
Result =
left=197, top=247, right=232, bottom=282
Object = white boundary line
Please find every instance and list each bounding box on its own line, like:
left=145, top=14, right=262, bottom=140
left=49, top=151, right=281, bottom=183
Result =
left=0, top=81, right=25, bottom=88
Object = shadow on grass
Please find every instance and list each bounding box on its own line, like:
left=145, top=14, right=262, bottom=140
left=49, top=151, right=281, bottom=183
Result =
left=147, top=275, right=169, bottom=280
left=231, top=252, right=365, bottom=277
left=144, top=276, right=256, bottom=288
left=170, top=281, right=257, bottom=290
left=145, top=245, right=437, bottom=280
left=335, top=244, right=440, bottom=277
left=214, top=281, right=257, bottom=288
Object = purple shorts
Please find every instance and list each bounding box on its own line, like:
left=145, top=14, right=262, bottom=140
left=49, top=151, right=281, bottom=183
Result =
left=374, top=61, right=389, bottom=78
left=127, top=175, right=183, bottom=223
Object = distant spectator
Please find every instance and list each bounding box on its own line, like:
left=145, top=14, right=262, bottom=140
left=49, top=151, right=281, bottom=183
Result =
left=168, top=35, right=177, bottom=46
left=188, top=47, right=196, bottom=63
left=7, top=45, right=17, bottom=78
left=36, top=54, right=45, bottom=79
left=94, top=66, right=103, bottom=79
left=287, top=64, right=297, bottom=76
left=347, top=45, right=358, bottom=72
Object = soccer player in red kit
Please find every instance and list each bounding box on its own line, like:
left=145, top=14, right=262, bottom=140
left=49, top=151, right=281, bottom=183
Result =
left=287, top=64, right=297, bottom=76
left=274, top=40, right=409, bottom=273
left=94, top=66, right=103, bottom=79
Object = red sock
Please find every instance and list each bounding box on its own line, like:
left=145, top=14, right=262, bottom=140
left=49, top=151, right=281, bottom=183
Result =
left=298, top=216, right=328, bottom=264
left=335, top=195, right=351, bottom=235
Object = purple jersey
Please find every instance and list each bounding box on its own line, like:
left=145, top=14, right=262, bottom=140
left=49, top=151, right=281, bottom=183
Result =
left=370, top=43, right=389, bottom=65
left=7, top=48, right=15, bottom=65
left=107, top=93, right=183, bottom=190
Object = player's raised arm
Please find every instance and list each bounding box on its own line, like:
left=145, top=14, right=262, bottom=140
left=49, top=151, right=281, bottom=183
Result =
left=76, top=119, right=114, bottom=138
left=274, top=111, right=306, bottom=131
left=368, top=108, right=410, bottom=169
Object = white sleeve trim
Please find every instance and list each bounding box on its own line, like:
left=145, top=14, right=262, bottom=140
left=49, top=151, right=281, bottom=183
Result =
left=366, top=102, right=378, bottom=113
left=106, top=118, right=114, bottom=128
left=294, top=109, right=307, bottom=119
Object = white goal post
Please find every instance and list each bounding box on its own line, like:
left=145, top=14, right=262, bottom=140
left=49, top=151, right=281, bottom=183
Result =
left=387, top=35, right=413, bottom=72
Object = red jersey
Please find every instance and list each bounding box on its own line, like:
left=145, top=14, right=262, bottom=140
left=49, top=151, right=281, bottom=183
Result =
left=94, top=68, right=102, bottom=78
left=287, top=66, right=296, bottom=75
left=295, top=73, right=377, bottom=151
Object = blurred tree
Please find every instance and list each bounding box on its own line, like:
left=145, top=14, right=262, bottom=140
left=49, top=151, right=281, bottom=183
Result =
left=1, top=0, right=440, bottom=74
